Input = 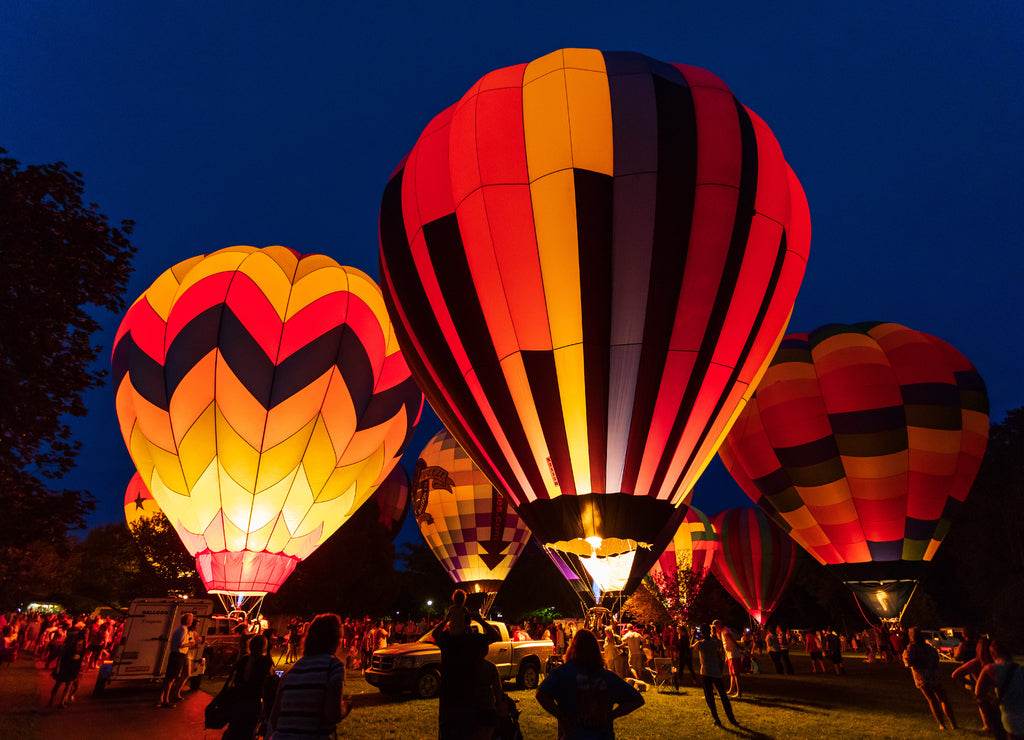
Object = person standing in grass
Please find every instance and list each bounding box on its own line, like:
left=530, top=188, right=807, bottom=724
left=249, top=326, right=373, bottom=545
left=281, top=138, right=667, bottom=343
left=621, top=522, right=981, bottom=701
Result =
left=692, top=624, right=739, bottom=728
left=674, top=624, right=698, bottom=688
left=766, top=629, right=784, bottom=674
left=536, top=628, right=644, bottom=740
left=903, top=626, right=958, bottom=731
left=266, top=613, right=350, bottom=740
left=621, top=625, right=645, bottom=679
left=776, top=627, right=795, bottom=674
left=436, top=609, right=501, bottom=740
left=805, top=629, right=826, bottom=673
left=824, top=629, right=846, bottom=675
left=714, top=621, right=743, bottom=698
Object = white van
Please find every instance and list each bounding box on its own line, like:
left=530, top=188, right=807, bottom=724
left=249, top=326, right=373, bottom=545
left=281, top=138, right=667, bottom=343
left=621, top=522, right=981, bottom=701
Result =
left=94, top=597, right=215, bottom=694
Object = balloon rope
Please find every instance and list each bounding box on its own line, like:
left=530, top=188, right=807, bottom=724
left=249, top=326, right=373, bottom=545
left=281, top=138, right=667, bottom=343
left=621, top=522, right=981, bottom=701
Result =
left=897, top=582, right=919, bottom=625
left=852, top=590, right=875, bottom=626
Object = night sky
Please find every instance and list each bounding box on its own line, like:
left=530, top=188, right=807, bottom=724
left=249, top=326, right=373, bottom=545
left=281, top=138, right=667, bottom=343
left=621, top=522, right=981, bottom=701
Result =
left=2, top=2, right=1020, bottom=545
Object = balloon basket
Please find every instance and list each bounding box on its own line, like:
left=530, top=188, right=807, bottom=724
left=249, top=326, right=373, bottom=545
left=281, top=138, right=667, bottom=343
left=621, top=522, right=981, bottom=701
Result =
left=213, top=593, right=266, bottom=622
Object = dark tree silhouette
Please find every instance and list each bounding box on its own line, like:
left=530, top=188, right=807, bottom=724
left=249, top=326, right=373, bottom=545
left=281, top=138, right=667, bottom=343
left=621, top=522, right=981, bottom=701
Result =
left=930, top=407, right=1024, bottom=646
left=128, top=514, right=204, bottom=597
left=647, top=565, right=709, bottom=623
left=265, top=502, right=401, bottom=617
left=622, top=582, right=671, bottom=626
left=0, top=148, right=135, bottom=608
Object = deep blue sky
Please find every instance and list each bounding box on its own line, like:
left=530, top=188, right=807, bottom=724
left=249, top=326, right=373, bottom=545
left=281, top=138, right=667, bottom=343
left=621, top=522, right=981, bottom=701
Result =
left=2, top=2, right=1020, bottom=544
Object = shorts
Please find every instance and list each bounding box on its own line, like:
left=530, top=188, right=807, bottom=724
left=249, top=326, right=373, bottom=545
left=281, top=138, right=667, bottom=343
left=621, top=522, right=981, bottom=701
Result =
left=165, top=651, right=186, bottom=680
left=809, top=651, right=823, bottom=662
left=828, top=652, right=843, bottom=665
left=726, top=657, right=742, bottom=676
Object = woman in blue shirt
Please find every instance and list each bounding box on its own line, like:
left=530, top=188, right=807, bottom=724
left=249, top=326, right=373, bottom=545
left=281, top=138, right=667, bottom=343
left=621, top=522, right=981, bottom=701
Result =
left=536, top=628, right=644, bottom=740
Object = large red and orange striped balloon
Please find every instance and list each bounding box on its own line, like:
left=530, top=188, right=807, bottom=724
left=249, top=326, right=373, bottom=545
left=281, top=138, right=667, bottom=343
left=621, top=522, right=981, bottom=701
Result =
left=379, top=49, right=811, bottom=592
left=711, top=507, right=796, bottom=624
left=718, top=322, right=988, bottom=619
left=111, top=246, right=424, bottom=596
left=413, top=428, right=531, bottom=608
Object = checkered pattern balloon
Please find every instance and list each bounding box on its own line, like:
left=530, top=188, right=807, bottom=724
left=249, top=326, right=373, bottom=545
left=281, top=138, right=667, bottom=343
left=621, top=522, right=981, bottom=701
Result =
left=413, top=428, right=531, bottom=590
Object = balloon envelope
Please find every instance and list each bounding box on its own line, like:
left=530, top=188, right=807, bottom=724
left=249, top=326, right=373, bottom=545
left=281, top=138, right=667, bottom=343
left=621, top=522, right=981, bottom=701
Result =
left=413, top=428, right=531, bottom=600
left=646, top=505, right=719, bottom=617
left=112, top=246, right=424, bottom=596
left=369, top=463, right=411, bottom=541
left=124, top=471, right=161, bottom=530
left=718, top=322, right=989, bottom=619
left=711, top=507, right=796, bottom=625
left=379, top=48, right=811, bottom=591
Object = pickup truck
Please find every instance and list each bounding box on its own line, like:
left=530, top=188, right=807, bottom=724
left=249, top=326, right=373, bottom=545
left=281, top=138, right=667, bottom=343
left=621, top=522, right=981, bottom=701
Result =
left=365, top=620, right=554, bottom=699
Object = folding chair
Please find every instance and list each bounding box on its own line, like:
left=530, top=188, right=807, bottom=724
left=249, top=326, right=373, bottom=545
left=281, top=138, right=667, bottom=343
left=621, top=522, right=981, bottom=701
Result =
left=652, top=657, right=675, bottom=690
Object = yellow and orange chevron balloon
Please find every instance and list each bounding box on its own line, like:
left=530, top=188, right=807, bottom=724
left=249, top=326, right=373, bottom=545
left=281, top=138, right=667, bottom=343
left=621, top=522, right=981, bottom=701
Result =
left=112, top=246, right=424, bottom=596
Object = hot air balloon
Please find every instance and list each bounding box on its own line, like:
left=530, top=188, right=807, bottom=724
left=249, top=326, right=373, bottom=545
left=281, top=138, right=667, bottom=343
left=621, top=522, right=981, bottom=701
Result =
left=711, top=507, right=796, bottom=625
left=124, top=471, right=161, bottom=530
left=718, top=322, right=989, bottom=621
left=368, top=463, right=411, bottom=541
left=413, top=428, right=531, bottom=614
left=646, top=505, right=719, bottom=620
left=112, top=245, right=423, bottom=613
left=379, top=48, right=811, bottom=596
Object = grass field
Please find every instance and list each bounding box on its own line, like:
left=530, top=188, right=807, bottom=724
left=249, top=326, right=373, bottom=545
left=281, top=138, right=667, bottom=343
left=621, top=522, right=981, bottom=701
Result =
left=277, top=650, right=989, bottom=739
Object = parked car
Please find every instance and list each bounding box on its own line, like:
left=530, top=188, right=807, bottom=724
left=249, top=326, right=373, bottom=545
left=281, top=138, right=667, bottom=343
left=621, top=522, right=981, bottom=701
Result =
left=365, top=620, right=554, bottom=699
left=922, top=627, right=965, bottom=661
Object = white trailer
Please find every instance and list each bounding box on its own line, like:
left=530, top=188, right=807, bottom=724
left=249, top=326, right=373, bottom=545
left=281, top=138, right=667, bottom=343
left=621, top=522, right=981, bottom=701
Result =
left=94, top=597, right=215, bottom=695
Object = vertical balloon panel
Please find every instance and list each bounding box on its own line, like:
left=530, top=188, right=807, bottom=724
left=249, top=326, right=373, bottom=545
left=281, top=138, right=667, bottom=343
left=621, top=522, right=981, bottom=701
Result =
left=112, top=246, right=424, bottom=597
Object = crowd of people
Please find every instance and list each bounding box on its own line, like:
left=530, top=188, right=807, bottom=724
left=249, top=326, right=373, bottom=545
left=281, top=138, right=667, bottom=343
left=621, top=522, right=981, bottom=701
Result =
left=0, top=610, right=125, bottom=709
left=4, top=604, right=1023, bottom=739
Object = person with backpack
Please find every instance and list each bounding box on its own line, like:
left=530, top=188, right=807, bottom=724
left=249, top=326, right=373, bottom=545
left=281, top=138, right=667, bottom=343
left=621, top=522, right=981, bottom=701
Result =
left=222, top=634, right=275, bottom=740
left=266, top=614, right=350, bottom=739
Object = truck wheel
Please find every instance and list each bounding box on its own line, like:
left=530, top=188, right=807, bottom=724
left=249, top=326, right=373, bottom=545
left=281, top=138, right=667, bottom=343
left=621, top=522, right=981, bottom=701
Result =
left=516, top=662, right=540, bottom=689
left=415, top=668, right=441, bottom=699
